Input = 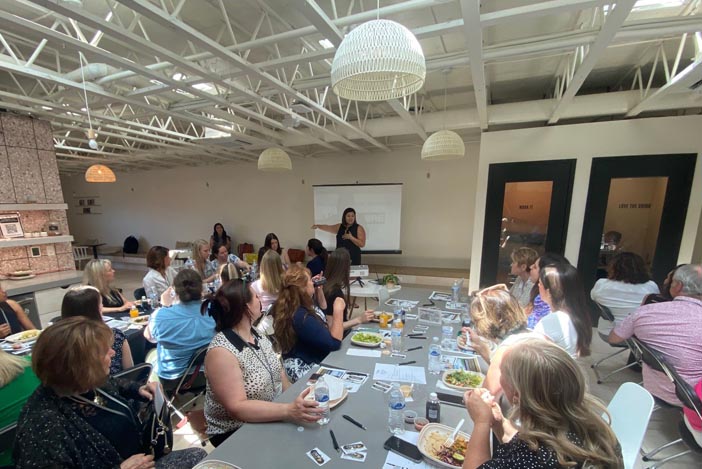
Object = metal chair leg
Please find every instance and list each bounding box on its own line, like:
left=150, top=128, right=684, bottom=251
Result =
left=646, top=449, right=691, bottom=468
left=591, top=347, right=627, bottom=369
left=642, top=438, right=683, bottom=461
left=591, top=348, right=632, bottom=384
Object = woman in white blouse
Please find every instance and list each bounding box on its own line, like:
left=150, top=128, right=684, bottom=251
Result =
left=591, top=252, right=659, bottom=335
left=142, top=245, right=177, bottom=299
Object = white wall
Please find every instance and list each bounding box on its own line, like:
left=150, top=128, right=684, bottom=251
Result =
left=61, top=143, right=479, bottom=269
left=470, top=115, right=702, bottom=290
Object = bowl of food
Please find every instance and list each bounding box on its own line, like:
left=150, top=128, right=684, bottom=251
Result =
left=128, top=315, right=150, bottom=325
left=441, top=369, right=485, bottom=391
left=350, top=331, right=383, bottom=348
left=417, top=423, right=470, bottom=468
left=414, top=417, right=429, bottom=431
left=5, top=329, right=41, bottom=343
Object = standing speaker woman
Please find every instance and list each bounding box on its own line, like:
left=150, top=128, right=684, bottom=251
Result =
left=312, top=207, right=366, bottom=265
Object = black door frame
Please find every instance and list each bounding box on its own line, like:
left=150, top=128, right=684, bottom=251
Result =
left=577, top=154, right=697, bottom=294
left=480, top=159, right=576, bottom=287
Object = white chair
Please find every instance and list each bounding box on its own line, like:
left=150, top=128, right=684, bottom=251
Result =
left=607, top=382, right=655, bottom=469
left=72, top=245, right=91, bottom=270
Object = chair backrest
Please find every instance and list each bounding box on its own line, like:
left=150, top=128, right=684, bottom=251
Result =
left=112, top=363, right=152, bottom=386
left=237, top=243, right=254, bottom=259
left=134, top=287, right=146, bottom=301
left=288, top=248, right=305, bottom=263
left=171, top=345, right=209, bottom=396
left=174, top=241, right=193, bottom=250
left=243, top=252, right=258, bottom=265
left=0, top=423, right=17, bottom=464
left=72, top=245, right=91, bottom=259
left=670, top=368, right=702, bottom=422
left=595, top=302, right=615, bottom=322
left=632, top=337, right=673, bottom=375
left=607, top=382, right=655, bottom=469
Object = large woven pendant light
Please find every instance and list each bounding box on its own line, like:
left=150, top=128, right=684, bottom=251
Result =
left=331, top=2, right=425, bottom=102
left=258, top=148, right=292, bottom=171
left=421, top=70, right=465, bottom=161
left=85, top=164, right=116, bottom=182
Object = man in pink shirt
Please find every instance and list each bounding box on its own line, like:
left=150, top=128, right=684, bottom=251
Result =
left=609, top=264, right=702, bottom=406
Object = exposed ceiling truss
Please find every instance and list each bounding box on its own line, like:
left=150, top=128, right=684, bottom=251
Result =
left=0, top=0, right=699, bottom=175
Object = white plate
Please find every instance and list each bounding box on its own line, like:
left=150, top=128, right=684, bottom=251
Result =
left=5, top=329, right=41, bottom=343
left=441, top=370, right=485, bottom=391
left=193, top=461, right=241, bottom=469
left=305, top=386, right=349, bottom=409
left=350, top=331, right=383, bottom=348
left=7, top=274, right=36, bottom=281
left=128, top=315, right=150, bottom=325
left=417, top=423, right=471, bottom=468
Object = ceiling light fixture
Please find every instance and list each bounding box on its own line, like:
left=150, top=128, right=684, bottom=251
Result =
left=258, top=148, right=292, bottom=172
left=331, top=1, right=425, bottom=101
left=421, top=69, right=465, bottom=161
left=85, top=164, right=116, bottom=183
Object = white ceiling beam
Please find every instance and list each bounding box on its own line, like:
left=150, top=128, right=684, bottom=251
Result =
left=116, top=0, right=387, bottom=152
left=459, top=0, right=488, bottom=130
left=387, top=99, right=427, bottom=140
left=303, top=0, right=344, bottom=47
left=626, top=55, right=702, bottom=116
left=481, top=0, right=606, bottom=27
left=547, top=0, right=637, bottom=124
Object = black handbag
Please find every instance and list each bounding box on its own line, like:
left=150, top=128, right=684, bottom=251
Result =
left=139, top=399, right=173, bottom=458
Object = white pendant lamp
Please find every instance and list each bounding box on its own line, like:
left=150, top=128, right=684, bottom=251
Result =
left=258, top=148, right=292, bottom=171
left=331, top=18, right=425, bottom=102
left=85, top=164, right=116, bottom=182
left=421, top=130, right=465, bottom=161
left=421, top=69, right=465, bottom=161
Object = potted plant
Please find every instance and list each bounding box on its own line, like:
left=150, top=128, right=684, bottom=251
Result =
left=381, top=274, right=400, bottom=288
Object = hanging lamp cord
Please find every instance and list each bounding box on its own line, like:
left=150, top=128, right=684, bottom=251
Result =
left=78, top=51, right=93, bottom=131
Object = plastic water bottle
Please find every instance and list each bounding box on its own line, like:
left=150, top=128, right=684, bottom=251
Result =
left=428, top=337, right=442, bottom=375
left=184, top=258, right=195, bottom=270
left=251, top=261, right=258, bottom=280
left=148, top=287, right=159, bottom=308
left=314, top=376, right=330, bottom=425
left=426, top=392, right=441, bottom=423
left=388, top=382, right=406, bottom=434
left=452, top=279, right=461, bottom=302
left=391, top=316, right=403, bottom=353
left=441, top=325, right=454, bottom=350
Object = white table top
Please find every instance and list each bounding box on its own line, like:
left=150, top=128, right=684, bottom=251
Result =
left=350, top=282, right=401, bottom=298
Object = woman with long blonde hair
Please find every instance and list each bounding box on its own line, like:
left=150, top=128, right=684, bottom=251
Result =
left=273, top=265, right=341, bottom=382
left=462, top=339, right=622, bottom=469
left=83, top=259, right=135, bottom=314
left=252, top=250, right=284, bottom=312
left=191, top=238, right=217, bottom=283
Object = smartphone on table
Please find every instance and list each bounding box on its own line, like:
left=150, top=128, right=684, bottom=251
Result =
left=383, top=436, right=423, bottom=463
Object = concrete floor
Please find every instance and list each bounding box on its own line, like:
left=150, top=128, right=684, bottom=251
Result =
left=114, top=268, right=698, bottom=468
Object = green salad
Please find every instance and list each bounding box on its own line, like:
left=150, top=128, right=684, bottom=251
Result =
left=352, top=332, right=382, bottom=344
left=445, top=370, right=483, bottom=388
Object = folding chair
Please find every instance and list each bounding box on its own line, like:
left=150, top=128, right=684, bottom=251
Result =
left=0, top=423, right=17, bottom=469
left=72, top=245, right=91, bottom=270
left=647, top=366, right=702, bottom=468
left=606, top=382, right=655, bottom=469
left=113, top=362, right=152, bottom=386
left=165, top=345, right=208, bottom=414
left=591, top=303, right=640, bottom=384
left=133, top=287, right=146, bottom=301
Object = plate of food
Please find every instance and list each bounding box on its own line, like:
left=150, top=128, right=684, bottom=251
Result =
left=193, top=461, right=242, bottom=469
left=350, top=331, right=383, bottom=348
left=417, top=423, right=470, bottom=468
left=5, top=329, right=41, bottom=343
left=128, top=315, right=150, bottom=325
left=8, top=270, right=36, bottom=280
left=442, top=369, right=485, bottom=390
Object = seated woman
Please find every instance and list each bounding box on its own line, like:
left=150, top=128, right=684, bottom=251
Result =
left=211, top=242, right=251, bottom=273
left=591, top=252, right=660, bottom=335
left=306, top=238, right=328, bottom=278
left=534, top=264, right=592, bottom=359
left=62, top=286, right=134, bottom=375
left=0, top=350, right=40, bottom=466
left=251, top=250, right=285, bottom=313
left=144, top=270, right=216, bottom=392
left=461, top=339, right=623, bottom=469
left=209, top=222, right=232, bottom=251
left=191, top=238, right=217, bottom=284
left=0, top=285, right=36, bottom=339
left=204, top=279, right=324, bottom=447
left=525, top=253, right=570, bottom=329
left=274, top=266, right=341, bottom=382
left=14, top=317, right=206, bottom=468
left=83, top=259, right=135, bottom=314
left=462, top=285, right=534, bottom=365
left=257, top=233, right=292, bottom=268
left=322, top=248, right=374, bottom=330
left=143, top=246, right=178, bottom=300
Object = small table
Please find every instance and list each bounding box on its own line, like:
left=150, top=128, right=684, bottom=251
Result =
left=350, top=282, right=402, bottom=309
left=84, top=242, right=106, bottom=259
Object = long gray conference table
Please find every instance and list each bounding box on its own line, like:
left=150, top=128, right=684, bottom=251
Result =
left=204, top=286, right=475, bottom=468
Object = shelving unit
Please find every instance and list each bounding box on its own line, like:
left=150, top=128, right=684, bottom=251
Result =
left=0, top=235, right=73, bottom=248
left=0, top=203, right=69, bottom=211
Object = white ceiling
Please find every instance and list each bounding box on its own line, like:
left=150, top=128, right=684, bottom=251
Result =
left=0, top=0, right=700, bottom=174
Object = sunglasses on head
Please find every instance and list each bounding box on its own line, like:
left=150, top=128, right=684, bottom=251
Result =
left=476, top=283, right=508, bottom=297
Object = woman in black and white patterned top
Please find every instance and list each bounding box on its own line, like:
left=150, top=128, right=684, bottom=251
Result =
left=203, top=279, right=325, bottom=447
left=460, top=339, right=622, bottom=469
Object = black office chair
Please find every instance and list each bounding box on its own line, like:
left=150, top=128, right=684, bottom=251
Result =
left=133, top=287, right=146, bottom=301
left=113, top=363, right=152, bottom=387
left=591, top=303, right=640, bottom=384
left=164, top=345, right=208, bottom=414
left=0, top=423, right=17, bottom=469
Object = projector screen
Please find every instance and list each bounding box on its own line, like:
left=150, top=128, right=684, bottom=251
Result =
left=313, top=183, right=402, bottom=254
